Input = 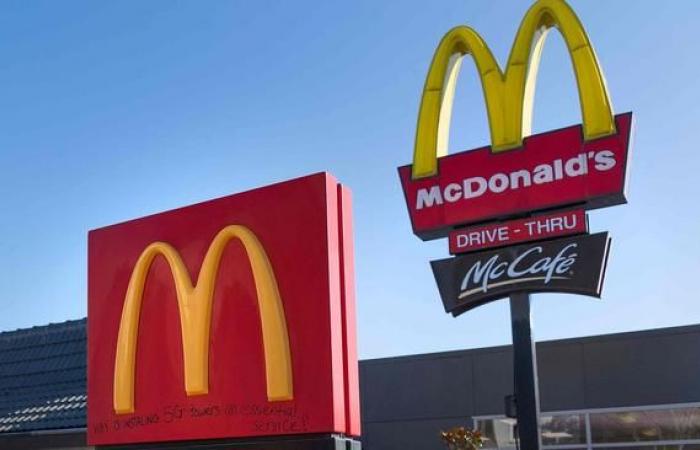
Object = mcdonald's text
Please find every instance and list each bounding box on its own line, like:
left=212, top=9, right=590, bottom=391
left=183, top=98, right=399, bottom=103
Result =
left=399, top=113, right=632, bottom=240
left=415, top=151, right=615, bottom=211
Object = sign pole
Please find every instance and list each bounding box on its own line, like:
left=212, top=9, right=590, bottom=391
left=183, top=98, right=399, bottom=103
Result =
left=399, top=5, right=629, bottom=450
left=509, top=292, right=542, bottom=450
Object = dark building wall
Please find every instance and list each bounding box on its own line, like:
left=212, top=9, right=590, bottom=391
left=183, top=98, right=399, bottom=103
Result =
left=0, top=430, right=88, bottom=450
left=2, top=323, right=700, bottom=449
left=359, top=324, right=700, bottom=450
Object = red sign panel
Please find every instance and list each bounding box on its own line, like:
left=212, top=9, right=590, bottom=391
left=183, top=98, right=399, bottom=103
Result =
left=88, top=173, right=360, bottom=446
left=449, top=209, right=587, bottom=254
left=399, top=113, right=633, bottom=240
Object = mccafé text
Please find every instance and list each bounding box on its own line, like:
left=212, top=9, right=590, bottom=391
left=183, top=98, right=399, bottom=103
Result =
left=460, top=243, right=579, bottom=297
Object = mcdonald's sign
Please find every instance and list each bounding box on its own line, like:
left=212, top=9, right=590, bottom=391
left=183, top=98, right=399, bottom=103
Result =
left=399, top=0, right=633, bottom=240
left=88, top=173, right=360, bottom=446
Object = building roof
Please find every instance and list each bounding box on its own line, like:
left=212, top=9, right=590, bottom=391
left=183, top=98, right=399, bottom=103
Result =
left=0, top=319, right=86, bottom=433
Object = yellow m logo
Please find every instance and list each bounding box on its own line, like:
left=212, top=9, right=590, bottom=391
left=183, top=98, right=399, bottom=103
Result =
left=113, top=225, right=293, bottom=414
left=413, top=0, right=615, bottom=179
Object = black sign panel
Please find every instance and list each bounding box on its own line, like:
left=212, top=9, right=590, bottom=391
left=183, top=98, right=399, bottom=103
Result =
left=431, top=232, right=611, bottom=317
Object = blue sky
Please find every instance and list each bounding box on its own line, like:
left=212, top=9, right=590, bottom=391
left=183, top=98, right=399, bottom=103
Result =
left=1, top=0, right=700, bottom=359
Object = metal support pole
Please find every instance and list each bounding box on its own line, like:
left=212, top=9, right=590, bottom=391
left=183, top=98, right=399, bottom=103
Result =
left=509, top=292, right=541, bottom=450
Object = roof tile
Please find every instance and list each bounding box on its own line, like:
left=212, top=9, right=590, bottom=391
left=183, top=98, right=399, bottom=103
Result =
left=0, top=319, right=86, bottom=433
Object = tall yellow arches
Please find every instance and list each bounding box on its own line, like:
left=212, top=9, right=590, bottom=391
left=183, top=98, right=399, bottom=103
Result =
left=113, top=225, right=293, bottom=414
left=412, top=0, right=615, bottom=179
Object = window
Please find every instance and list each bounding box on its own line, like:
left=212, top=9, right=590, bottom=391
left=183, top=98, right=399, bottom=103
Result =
left=593, top=447, right=700, bottom=450
left=475, top=417, right=517, bottom=448
left=541, top=413, right=586, bottom=446
left=591, top=407, right=700, bottom=444
left=474, top=404, right=700, bottom=450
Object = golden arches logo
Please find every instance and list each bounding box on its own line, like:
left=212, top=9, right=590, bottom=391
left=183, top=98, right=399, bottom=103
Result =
left=113, top=225, right=293, bottom=414
left=413, top=0, right=615, bottom=179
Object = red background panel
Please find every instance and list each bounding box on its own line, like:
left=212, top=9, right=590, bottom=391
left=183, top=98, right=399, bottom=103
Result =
left=399, top=113, right=633, bottom=240
left=87, top=172, right=358, bottom=446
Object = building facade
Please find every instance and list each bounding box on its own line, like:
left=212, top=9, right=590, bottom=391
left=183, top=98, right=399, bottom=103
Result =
left=361, top=324, right=700, bottom=450
left=1, top=320, right=699, bottom=450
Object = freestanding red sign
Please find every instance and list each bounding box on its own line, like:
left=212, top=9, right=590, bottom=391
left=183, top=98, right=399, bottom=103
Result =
left=87, top=173, right=360, bottom=446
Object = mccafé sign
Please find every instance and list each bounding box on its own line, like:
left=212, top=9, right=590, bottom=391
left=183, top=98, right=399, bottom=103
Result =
left=399, top=0, right=633, bottom=310
left=399, top=0, right=632, bottom=241
left=433, top=232, right=610, bottom=316
left=88, top=173, right=360, bottom=446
